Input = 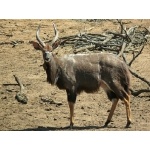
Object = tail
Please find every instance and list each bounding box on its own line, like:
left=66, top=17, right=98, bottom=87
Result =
left=123, top=66, right=131, bottom=98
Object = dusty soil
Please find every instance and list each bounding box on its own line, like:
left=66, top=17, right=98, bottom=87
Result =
left=0, top=19, right=150, bottom=131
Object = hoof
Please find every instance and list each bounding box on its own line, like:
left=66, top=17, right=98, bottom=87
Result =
left=102, top=124, right=108, bottom=128
left=125, top=121, right=132, bottom=128
left=103, top=120, right=111, bottom=128
left=70, top=123, right=74, bottom=129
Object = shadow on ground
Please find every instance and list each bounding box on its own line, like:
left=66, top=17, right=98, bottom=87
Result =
left=14, top=125, right=119, bottom=131
left=17, top=126, right=100, bottom=131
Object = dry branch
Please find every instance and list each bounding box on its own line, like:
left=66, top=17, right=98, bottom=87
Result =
left=122, top=49, right=150, bottom=88
left=130, top=89, right=150, bottom=96
left=0, top=40, right=24, bottom=47
left=73, top=45, right=95, bottom=53
left=117, top=19, right=132, bottom=42
left=117, top=42, right=127, bottom=57
left=129, top=69, right=150, bottom=87
left=128, top=45, right=145, bottom=66
left=2, top=83, right=31, bottom=86
left=117, top=24, right=139, bottom=57
left=13, top=75, right=28, bottom=104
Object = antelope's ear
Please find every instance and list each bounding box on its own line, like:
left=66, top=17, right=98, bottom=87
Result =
left=52, top=39, right=61, bottom=50
left=29, top=41, right=43, bottom=50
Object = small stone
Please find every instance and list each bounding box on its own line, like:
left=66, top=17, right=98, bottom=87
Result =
left=45, top=108, right=52, bottom=111
left=81, top=106, right=84, bottom=109
left=1, top=96, right=7, bottom=99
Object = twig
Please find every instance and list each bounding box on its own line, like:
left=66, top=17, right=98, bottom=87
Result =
left=122, top=52, right=150, bottom=95
left=13, top=75, right=28, bottom=104
left=117, top=25, right=139, bottom=57
left=128, top=45, right=145, bottom=66
left=73, top=45, right=95, bottom=54
left=101, top=34, right=114, bottom=44
left=130, top=89, right=150, bottom=96
left=2, top=83, right=31, bottom=86
left=13, top=75, right=25, bottom=93
left=117, top=19, right=131, bottom=42
left=0, top=40, right=24, bottom=47
left=129, top=68, right=150, bottom=87
left=117, top=19, right=123, bottom=34
left=117, top=41, right=127, bottom=57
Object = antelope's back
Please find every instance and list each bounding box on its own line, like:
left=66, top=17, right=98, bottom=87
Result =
left=70, top=52, right=128, bottom=73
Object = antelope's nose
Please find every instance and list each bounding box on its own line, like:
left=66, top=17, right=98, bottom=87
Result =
left=44, top=51, right=51, bottom=62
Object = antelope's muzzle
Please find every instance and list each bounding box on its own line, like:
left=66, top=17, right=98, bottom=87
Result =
left=44, top=51, right=51, bottom=62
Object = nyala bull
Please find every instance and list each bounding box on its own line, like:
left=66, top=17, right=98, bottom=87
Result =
left=30, top=23, right=132, bottom=128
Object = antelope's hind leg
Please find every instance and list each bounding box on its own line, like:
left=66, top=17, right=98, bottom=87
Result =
left=123, top=96, right=132, bottom=128
left=104, top=98, right=119, bottom=127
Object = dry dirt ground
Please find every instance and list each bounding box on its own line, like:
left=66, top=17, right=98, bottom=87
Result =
left=0, top=19, right=150, bottom=131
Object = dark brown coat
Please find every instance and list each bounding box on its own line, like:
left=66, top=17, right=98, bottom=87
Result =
left=44, top=52, right=131, bottom=101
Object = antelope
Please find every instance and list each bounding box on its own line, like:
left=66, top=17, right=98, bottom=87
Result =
left=30, top=23, right=132, bottom=128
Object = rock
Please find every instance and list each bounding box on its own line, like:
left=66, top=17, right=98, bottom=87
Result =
left=1, top=96, right=7, bottom=100
left=41, top=97, right=63, bottom=106
left=45, top=108, right=52, bottom=111
left=54, top=118, right=57, bottom=121
left=81, top=106, right=84, bottom=109
left=15, top=92, right=28, bottom=104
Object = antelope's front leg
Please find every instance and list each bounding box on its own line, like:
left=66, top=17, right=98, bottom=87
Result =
left=68, top=102, right=75, bottom=128
left=66, top=90, right=77, bottom=129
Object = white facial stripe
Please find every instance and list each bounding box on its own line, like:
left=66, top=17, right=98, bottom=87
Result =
left=45, top=51, right=50, bottom=54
